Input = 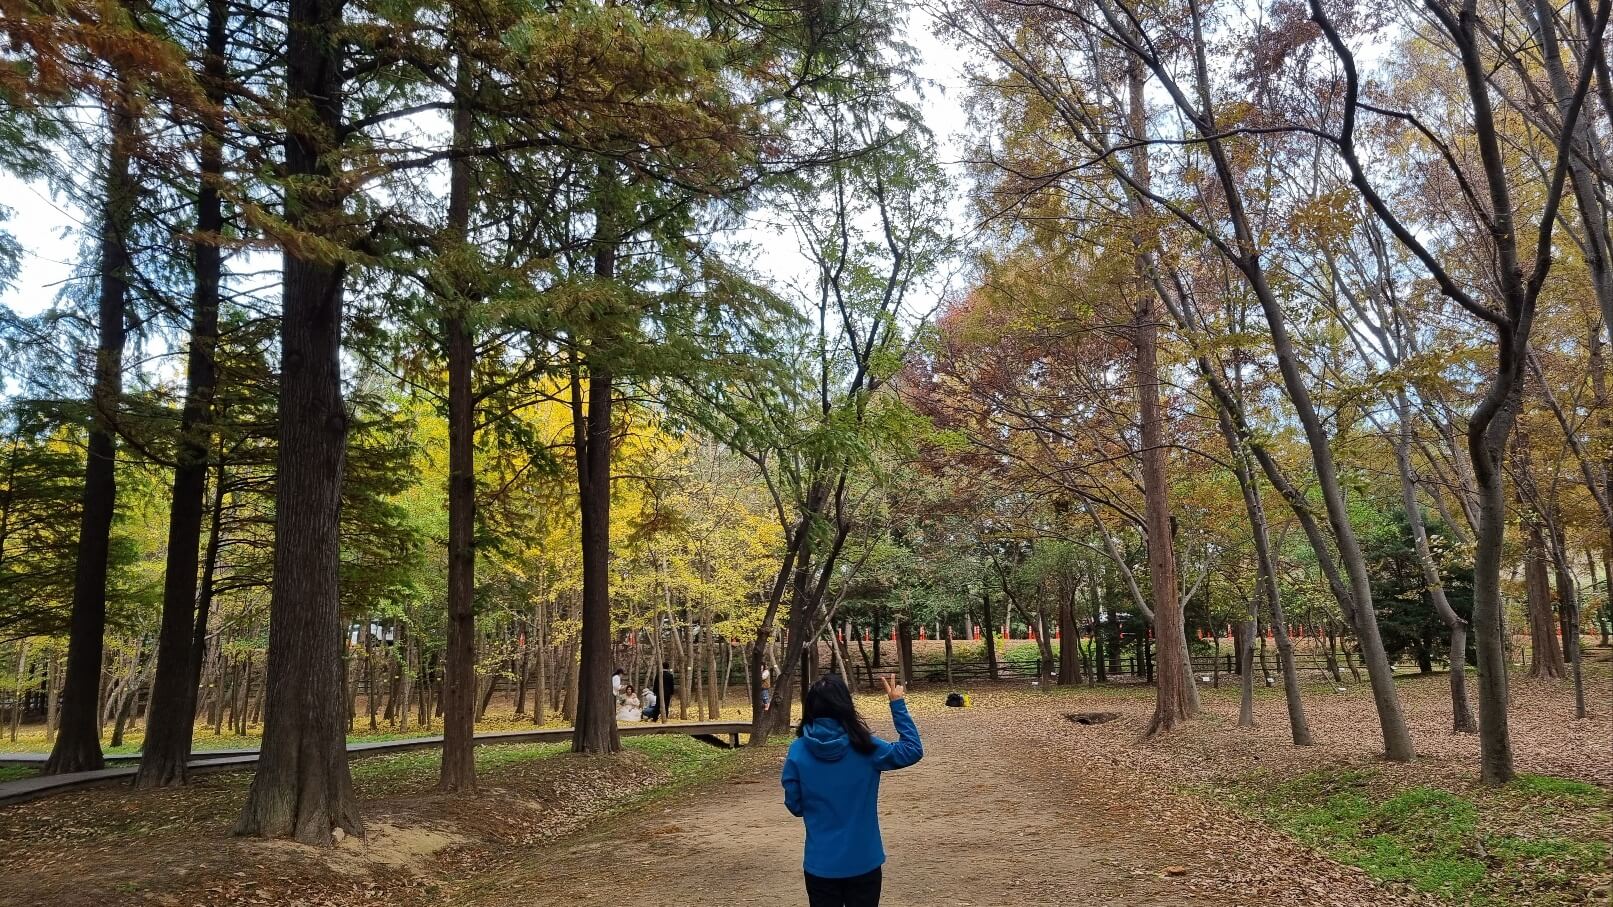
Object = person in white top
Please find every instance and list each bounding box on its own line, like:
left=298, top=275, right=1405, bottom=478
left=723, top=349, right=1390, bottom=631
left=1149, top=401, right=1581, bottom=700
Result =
left=640, top=686, right=659, bottom=721
left=616, top=683, right=642, bottom=722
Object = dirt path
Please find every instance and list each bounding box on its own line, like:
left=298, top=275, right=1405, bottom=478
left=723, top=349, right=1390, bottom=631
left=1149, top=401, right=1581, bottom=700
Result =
left=475, top=705, right=1239, bottom=907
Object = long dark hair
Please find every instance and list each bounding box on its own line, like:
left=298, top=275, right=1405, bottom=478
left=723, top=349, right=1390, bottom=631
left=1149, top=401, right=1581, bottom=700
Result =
left=797, top=673, right=876, bottom=755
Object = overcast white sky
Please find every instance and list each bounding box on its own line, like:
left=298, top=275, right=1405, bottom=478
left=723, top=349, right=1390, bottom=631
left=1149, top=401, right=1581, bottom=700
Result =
left=0, top=170, right=85, bottom=317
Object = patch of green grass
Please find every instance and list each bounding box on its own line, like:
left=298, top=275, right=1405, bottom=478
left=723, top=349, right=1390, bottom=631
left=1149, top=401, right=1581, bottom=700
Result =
left=0, top=718, right=579, bottom=756
left=620, top=735, right=734, bottom=783
left=597, top=735, right=765, bottom=823
left=1486, top=835, right=1610, bottom=896
left=345, top=735, right=747, bottom=792
left=475, top=741, right=570, bottom=771
left=0, top=764, right=38, bottom=783
left=1238, top=768, right=1610, bottom=905
left=347, top=740, right=576, bottom=789
left=347, top=749, right=445, bottom=787
left=1002, top=643, right=1049, bottom=669
left=1352, top=789, right=1485, bottom=894
left=1507, top=774, right=1609, bottom=805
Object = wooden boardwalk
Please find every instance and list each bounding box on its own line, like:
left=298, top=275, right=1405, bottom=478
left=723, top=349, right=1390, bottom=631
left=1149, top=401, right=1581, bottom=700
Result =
left=0, top=720, right=751, bottom=807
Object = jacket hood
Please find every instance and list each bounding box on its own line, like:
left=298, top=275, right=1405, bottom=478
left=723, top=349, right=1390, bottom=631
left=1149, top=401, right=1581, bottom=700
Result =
left=802, top=718, right=850, bottom=761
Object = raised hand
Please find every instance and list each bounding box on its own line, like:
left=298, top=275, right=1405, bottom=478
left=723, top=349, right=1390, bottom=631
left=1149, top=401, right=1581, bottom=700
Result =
left=879, top=674, right=906, bottom=702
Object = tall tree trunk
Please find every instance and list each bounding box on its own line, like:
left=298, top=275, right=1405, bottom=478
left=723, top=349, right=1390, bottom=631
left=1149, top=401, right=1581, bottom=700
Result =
left=1389, top=398, right=1476, bottom=733
left=345, top=648, right=359, bottom=730
left=766, top=550, right=815, bottom=736
left=1307, top=0, right=1610, bottom=785
left=1057, top=593, right=1078, bottom=685
left=570, top=248, right=618, bottom=754
left=569, top=165, right=620, bottom=755
left=110, top=663, right=143, bottom=749
left=870, top=612, right=881, bottom=668
left=366, top=631, right=379, bottom=731
left=513, top=646, right=529, bottom=717
left=1129, top=1, right=1413, bottom=760
left=394, top=633, right=409, bottom=723
left=1134, top=293, right=1191, bottom=730
left=722, top=637, right=736, bottom=701
left=532, top=603, right=548, bottom=726
left=9, top=642, right=26, bottom=742
left=1237, top=620, right=1256, bottom=727
left=1525, top=521, right=1566, bottom=678
left=896, top=618, right=914, bottom=686
left=828, top=625, right=848, bottom=685
left=1214, top=403, right=1311, bottom=743
left=237, top=655, right=253, bottom=735
left=234, top=0, right=362, bottom=844
left=1533, top=0, right=1613, bottom=352
left=45, top=654, right=60, bottom=741
left=1033, top=605, right=1056, bottom=686
left=559, top=640, right=576, bottom=723
left=204, top=655, right=222, bottom=732
left=1548, top=535, right=1587, bottom=719
left=678, top=615, right=693, bottom=720
left=1122, top=57, right=1195, bottom=736
left=565, top=640, right=582, bottom=724
left=766, top=515, right=852, bottom=738
left=1172, top=289, right=1374, bottom=749
left=190, top=462, right=225, bottom=704
left=1594, top=335, right=1613, bottom=572
left=382, top=626, right=399, bottom=724
left=1545, top=519, right=1587, bottom=718
left=136, top=0, right=228, bottom=788
left=1090, top=574, right=1109, bottom=683
left=1246, top=270, right=1412, bottom=758
left=438, top=50, right=479, bottom=793
left=1471, top=374, right=1527, bottom=783
left=46, top=81, right=137, bottom=777
left=222, top=659, right=238, bottom=735
left=476, top=669, right=498, bottom=721
left=705, top=617, right=720, bottom=719
left=421, top=658, right=433, bottom=726
left=981, top=592, right=998, bottom=680
left=747, top=517, right=804, bottom=745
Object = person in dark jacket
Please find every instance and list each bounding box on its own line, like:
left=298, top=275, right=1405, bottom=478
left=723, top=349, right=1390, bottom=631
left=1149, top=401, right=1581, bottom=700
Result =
left=781, top=673, right=923, bottom=907
left=657, top=662, right=676, bottom=722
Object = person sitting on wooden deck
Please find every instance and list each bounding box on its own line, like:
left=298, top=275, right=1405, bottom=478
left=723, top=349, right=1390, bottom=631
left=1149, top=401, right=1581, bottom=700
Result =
left=616, top=684, right=642, bottom=723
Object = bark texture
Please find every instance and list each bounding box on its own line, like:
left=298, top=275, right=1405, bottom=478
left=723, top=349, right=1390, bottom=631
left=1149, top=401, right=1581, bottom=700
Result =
left=234, top=0, right=363, bottom=843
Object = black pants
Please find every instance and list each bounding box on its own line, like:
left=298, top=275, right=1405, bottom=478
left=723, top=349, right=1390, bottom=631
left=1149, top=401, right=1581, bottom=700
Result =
left=804, top=867, right=881, bottom=907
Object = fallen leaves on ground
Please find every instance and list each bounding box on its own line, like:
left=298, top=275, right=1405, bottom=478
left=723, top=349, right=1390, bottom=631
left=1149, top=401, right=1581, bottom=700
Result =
left=0, top=655, right=1606, bottom=907
left=0, top=737, right=759, bottom=907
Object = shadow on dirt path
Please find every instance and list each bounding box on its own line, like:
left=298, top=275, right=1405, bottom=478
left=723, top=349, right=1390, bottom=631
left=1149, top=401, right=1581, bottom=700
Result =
left=469, top=705, right=1231, bottom=907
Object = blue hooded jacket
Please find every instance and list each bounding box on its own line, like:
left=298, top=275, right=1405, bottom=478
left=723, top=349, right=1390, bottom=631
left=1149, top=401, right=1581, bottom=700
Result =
left=781, top=699, right=924, bottom=879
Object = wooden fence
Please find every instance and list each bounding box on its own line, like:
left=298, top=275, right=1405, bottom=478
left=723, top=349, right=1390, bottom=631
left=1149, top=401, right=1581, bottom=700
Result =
left=849, top=648, right=1377, bottom=689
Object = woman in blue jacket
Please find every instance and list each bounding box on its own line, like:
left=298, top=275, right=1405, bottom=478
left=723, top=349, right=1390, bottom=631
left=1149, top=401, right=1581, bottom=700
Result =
left=782, top=673, right=923, bottom=907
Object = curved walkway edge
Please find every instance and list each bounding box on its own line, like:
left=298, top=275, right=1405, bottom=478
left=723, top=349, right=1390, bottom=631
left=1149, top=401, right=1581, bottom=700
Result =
left=0, top=720, right=750, bottom=806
